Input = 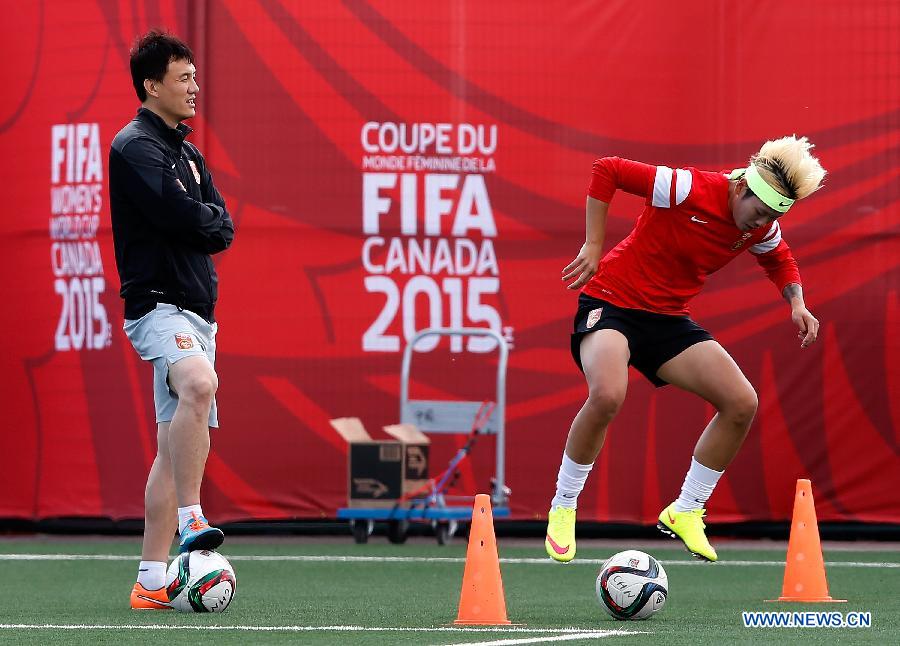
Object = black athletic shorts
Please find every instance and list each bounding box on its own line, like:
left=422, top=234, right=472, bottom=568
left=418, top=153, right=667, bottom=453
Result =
left=570, top=293, right=714, bottom=387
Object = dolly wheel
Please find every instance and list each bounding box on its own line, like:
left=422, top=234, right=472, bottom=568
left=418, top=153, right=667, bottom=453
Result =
left=351, top=519, right=373, bottom=544
left=435, top=519, right=458, bottom=545
left=387, top=519, right=409, bottom=544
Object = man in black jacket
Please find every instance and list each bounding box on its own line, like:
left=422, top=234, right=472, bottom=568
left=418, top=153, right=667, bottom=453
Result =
left=109, top=31, right=234, bottom=610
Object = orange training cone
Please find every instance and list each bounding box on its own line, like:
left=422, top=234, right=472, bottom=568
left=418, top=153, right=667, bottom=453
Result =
left=454, top=494, right=513, bottom=625
left=768, top=479, right=846, bottom=603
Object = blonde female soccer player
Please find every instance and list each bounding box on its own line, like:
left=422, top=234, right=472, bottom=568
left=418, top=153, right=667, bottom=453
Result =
left=545, top=136, right=826, bottom=562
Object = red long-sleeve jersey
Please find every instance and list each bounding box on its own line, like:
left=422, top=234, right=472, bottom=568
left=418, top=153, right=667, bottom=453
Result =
left=583, top=157, right=801, bottom=315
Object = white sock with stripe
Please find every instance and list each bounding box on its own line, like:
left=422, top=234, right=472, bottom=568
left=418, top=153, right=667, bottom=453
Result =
left=550, top=453, right=594, bottom=510
left=137, top=560, right=166, bottom=590
left=673, top=456, right=723, bottom=512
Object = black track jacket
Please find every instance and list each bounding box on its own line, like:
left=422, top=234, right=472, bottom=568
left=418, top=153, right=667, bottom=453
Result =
left=109, top=107, right=234, bottom=323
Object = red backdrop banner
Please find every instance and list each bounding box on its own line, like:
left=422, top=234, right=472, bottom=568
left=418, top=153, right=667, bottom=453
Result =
left=1, top=1, right=898, bottom=524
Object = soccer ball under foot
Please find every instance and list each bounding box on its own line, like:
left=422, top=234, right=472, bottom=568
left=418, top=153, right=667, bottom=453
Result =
left=166, top=549, right=236, bottom=613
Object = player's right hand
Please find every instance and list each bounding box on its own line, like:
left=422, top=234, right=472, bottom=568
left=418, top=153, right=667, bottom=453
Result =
left=562, top=242, right=602, bottom=290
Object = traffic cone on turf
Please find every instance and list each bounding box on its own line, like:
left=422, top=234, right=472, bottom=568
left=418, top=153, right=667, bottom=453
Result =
left=768, top=479, right=846, bottom=603
left=454, top=494, right=513, bottom=625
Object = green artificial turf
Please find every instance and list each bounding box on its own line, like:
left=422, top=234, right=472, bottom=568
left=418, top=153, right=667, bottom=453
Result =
left=0, top=538, right=895, bottom=645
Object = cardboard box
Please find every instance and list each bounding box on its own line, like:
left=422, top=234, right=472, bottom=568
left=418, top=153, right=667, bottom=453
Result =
left=330, top=418, right=430, bottom=508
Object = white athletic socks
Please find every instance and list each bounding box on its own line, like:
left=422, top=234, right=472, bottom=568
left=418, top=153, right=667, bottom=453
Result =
left=673, top=456, right=724, bottom=512
left=137, top=560, right=166, bottom=590
left=139, top=504, right=206, bottom=589
left=138, top=506, right=208, bottom=590
left=178, top=504, right=204, bottom=534
left=550, top=453, right=594, bottom=510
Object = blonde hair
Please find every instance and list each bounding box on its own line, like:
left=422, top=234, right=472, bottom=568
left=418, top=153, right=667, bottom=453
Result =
left=750, top=135, right=826, bottom=200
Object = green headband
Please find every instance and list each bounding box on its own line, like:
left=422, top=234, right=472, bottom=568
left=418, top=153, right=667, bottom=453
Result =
left=740, top=164, right=794, bottom=213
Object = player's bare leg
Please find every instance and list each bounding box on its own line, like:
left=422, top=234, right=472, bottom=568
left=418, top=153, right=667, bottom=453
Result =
left=656, top=340, right=758, bottom=470
left=168, top=356, right=216, bottom=505
left=564, top=329, right=631, bottom=463
left=132, top=422, right=177, bottom=609
left=655, top=340, right=758, bottom=560
left=167, top=355, right=223, bottom=552
left=546, top=329, right=630, bottom=561
left=142, top=422, right=178, bottom=562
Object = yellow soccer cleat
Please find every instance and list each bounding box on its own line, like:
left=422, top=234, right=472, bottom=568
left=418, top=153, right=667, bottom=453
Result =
left=657, top=503, right=718, bottom=562
left=545, top=506, right=577, bottom=562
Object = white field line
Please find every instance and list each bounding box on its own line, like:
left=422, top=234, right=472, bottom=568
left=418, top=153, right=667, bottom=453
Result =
left=0, top=624, right=640, bottom=636
left=0, top=554, right=896, bottom=568
left=432, top=631, right=643, bottom=646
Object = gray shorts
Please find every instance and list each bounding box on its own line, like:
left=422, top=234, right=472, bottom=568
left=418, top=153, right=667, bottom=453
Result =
left=123, top=303, right=219, bottom=427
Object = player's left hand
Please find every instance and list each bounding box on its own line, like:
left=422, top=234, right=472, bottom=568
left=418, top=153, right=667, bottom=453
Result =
left=791, top=307, right=819, bottom=348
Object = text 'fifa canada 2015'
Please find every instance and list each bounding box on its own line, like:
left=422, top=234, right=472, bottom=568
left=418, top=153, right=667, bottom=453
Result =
left=359, top=122, right=512, bottom=353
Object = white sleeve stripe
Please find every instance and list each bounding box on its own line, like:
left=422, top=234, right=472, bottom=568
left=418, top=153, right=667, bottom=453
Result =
left=750, top=224, right=782, bottom=254
left=674, top=168, right=692, bottom=205
left=652, top=166, right=673, bottom=207
left=761, top=220, right=781, bottom=242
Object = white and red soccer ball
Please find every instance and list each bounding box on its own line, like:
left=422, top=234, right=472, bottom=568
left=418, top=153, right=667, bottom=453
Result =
left=596, top=550, right=668, bottom=620
left=166, top=549, right=236, bottom=613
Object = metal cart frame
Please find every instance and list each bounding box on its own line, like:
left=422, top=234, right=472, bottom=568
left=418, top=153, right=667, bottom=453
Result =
left=337, top=327, right=511, bottom=544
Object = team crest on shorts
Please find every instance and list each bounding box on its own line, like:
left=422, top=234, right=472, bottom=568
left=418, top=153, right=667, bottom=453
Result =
left=586, top=307, right=603, bottom=328
left=188, top=160, right=201, bottom=185
left=174, top=333, right=195, bottom=350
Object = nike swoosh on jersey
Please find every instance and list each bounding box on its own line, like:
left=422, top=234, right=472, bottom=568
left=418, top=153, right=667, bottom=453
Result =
left=690, top=216, right=708, bottom=224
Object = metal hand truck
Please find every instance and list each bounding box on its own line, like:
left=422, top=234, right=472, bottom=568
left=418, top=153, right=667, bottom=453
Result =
left=337, top=327, right=511, bottom=544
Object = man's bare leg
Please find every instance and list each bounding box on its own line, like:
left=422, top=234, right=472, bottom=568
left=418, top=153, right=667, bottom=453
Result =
left=132, top=422, right=177, bottom=606
left=166, top=355, right=223, bottom=551
left=141, top=422, right=177, bottom=563
left=167, top=355, right=216, bottom=507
